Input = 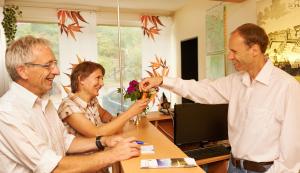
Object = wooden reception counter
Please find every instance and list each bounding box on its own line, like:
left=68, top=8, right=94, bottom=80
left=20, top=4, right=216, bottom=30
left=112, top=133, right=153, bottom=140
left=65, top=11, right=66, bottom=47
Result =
left=117, top=117, right=205, bottom=173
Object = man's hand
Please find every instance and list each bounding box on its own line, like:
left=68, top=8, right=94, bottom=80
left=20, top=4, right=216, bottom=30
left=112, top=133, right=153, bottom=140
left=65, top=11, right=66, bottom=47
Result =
left=108, top=137, right=140, bottom=161
left=101, top=135, right=124, bottom=147
left=139, top=77, right=163, bottom=92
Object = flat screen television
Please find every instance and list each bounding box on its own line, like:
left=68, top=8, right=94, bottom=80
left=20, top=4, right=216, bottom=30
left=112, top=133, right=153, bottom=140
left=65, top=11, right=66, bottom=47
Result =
left=174, top=103, right=228, bottom=147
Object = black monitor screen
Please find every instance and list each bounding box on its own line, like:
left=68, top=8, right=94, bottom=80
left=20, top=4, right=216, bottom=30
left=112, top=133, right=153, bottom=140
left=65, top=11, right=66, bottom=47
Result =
left=174, top=103, right=228, bottom=146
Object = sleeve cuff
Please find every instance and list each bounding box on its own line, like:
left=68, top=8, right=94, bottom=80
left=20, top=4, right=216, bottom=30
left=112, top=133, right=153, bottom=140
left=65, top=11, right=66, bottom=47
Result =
left=35, top=149, right=63, bottom=173
left=64, top=133, right=76, bottom=150
left=161, top=77, right=177, bottom=89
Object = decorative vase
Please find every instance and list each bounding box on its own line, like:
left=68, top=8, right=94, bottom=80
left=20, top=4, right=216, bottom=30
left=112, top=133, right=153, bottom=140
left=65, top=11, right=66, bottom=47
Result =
left=134, top=113, right=142, bottom=126
left=134, top=112, right=147, bottom=126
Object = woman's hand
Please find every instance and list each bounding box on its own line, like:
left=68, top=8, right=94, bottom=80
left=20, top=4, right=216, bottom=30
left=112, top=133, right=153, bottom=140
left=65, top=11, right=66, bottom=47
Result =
left=127, top=99, right=148, bottom=117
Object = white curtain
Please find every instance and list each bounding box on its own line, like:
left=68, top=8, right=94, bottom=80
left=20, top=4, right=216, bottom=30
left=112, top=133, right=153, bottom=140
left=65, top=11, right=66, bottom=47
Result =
left=54, top=11, right=97, bottom=107
left=0, top=6, right=11, bottom=96
left=58, top=11, right=97, bottom=89
left=142, top=16, right=176, bottom=109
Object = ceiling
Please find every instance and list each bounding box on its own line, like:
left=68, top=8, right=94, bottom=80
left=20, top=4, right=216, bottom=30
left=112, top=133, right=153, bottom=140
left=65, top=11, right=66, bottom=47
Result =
left=5, top=0, right=190, bottom=15
left=4, top=0, right=246, bottom=15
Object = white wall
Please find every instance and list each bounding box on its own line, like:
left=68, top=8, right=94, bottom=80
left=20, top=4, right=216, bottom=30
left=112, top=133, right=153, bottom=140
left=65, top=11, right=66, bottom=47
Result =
left=173, top=0, right=257, bottom=79
left=225, top=0, right=257, bottom=74
left=173, top=0, right=220, bottom=80
left=173, top=0, right=257, bottom=103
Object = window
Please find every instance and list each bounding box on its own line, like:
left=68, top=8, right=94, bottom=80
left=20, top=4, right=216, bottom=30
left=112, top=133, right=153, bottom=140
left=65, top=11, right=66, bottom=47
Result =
left=97, top=25, right=142, bottom=114
left=15, top=23, right=165, bottom=114
left=16, top=23, right=59, bottom=58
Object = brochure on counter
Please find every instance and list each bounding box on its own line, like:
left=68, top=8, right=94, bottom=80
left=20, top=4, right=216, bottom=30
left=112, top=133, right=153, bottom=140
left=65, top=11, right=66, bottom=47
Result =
left=140, top=157, right=197, bottom=169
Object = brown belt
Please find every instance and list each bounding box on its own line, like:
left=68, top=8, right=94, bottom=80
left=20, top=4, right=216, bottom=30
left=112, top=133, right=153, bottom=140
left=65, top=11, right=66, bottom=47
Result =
left=231, top=156, right=273, bottom=172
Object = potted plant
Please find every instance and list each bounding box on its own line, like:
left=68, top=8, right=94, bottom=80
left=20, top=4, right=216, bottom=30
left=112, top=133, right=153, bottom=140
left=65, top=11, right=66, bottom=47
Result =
left=2, top=5, right=22, bottom=45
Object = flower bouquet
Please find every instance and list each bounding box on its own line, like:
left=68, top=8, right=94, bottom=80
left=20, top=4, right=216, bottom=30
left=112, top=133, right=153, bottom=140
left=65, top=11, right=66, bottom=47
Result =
left=118, top=79, right=158, bottom=125
left=118, top=56, right=169, bottom=125
left=117, top=80, right=158, bottom=113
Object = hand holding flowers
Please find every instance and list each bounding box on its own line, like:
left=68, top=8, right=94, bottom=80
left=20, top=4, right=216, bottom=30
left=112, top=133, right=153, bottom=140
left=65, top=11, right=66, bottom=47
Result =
left=126, top=99, right=149, bottom=117
left=124, top=80, right=158, bottom=101
left=118, top=56, right=168, bottom=113
left=118, top=80, right=158, bottom=112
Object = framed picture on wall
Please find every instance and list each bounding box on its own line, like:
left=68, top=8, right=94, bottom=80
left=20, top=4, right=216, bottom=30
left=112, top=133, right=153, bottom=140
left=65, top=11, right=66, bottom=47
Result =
left=257, top=0, right=300, bottom=80
left=205, top=3, right=226, bottom=80
left=206, top=53, right=225, bottom=80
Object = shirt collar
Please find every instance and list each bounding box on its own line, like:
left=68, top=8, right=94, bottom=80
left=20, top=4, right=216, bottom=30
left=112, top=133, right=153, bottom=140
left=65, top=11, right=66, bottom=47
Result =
left=11, top=82, right=38, bottom=109
left=241, top=59, right=273, bottom=86
left=254, top=59, right=273, bottom=86
left=39, top=95, right=50, bottom=112
left=71, top=94, right=88, bottom=108
left=70, top=94, right=97, bottom=109
left=11, top=82, right=50, bottom=111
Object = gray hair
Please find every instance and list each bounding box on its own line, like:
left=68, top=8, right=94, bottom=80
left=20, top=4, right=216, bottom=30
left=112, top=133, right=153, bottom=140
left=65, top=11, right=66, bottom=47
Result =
left=5, top=35, right=51, bottom=81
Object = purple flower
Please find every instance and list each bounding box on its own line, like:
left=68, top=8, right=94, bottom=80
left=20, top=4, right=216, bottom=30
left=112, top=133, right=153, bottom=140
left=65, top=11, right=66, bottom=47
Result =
left=127, top=86, right=136, bottom=94
left=129, top=80, right=139, bottom=87
left=127, top=80, right=139, bottom=94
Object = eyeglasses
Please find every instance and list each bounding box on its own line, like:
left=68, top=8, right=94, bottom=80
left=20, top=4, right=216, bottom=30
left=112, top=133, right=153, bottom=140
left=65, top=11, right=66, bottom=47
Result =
left=25, top=60, right=58, bottom=70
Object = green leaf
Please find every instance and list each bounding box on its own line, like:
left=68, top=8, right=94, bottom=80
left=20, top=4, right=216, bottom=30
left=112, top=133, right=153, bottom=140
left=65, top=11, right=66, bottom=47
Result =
left=2, top=5, right=22, bottom=45
left=117, top=88, right=122, bottom=93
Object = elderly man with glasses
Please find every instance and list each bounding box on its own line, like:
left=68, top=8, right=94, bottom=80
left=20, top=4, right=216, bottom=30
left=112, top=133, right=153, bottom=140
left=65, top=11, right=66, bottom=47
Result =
left=0, top=35, right=141, bottom=173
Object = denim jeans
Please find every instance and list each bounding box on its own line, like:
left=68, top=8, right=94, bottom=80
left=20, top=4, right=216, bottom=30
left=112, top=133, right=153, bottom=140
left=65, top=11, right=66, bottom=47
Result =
left=228, top=159, right=272, bottom=173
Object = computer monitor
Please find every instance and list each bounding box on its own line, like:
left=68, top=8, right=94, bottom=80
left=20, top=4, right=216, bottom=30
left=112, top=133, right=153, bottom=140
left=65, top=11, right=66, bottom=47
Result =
left=174, top=103, right=228, bottom=147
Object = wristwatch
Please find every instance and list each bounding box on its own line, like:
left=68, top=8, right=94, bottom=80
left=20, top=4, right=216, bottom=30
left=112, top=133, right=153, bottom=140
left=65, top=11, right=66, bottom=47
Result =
left=95, top=136, right=104, bottom=150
